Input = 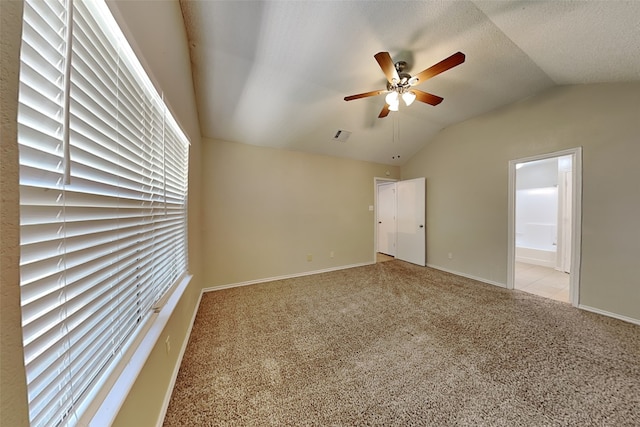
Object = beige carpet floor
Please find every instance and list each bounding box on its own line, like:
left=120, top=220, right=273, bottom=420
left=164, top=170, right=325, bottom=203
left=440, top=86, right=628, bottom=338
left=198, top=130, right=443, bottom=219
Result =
left=164, top=261, right=639, bottom=426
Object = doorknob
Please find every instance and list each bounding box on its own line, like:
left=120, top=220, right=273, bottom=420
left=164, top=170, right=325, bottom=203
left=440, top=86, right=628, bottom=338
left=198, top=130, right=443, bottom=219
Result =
left=378, top=221, right=382, bottom=224
left=419, top=225, right=424, bottom=228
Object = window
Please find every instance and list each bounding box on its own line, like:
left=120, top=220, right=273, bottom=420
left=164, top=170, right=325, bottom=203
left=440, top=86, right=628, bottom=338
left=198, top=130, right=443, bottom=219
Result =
left=17, top=0, right=189, bottom=425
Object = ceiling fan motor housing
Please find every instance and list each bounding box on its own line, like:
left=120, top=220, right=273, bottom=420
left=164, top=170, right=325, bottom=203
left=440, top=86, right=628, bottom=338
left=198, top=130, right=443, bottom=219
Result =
left=395, top=60, right=408, bottom=73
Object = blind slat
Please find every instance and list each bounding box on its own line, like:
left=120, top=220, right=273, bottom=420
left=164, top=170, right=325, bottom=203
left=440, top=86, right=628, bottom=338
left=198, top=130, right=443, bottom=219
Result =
left=18, top=0, right=189, bottom=425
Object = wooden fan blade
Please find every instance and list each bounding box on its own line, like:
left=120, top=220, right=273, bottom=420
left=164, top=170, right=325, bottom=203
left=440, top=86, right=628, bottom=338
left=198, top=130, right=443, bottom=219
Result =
left=344, top=90, right=386, bottom=101
left=378, top=104, right=390, bottom=118
left=412, top=52, right=465, bottom=85
left=413, top=90, right=444, bottom=106
left=374, top=52, right=400, bottom=84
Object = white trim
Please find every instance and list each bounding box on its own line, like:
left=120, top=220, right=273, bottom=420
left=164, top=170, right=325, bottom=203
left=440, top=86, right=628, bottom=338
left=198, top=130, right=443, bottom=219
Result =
left=578, top=305, right=640, bottom=326
left=428, top=264, right=639, bottom=326
left=507, top=147, right=583, bottom=308
left=507, top=160, right=517, bottom=291
left=203, top=262, right=374, bottom=293
left=426, top=264, right=506, bottom=288
left=514, top=257, right=555, bottom=268
left=570, top=149, right=583, bottom=307
left=155, top=289, right=204, bottom=427
left=86, top=274, right=193, bottom=427
left=515, top=247, right=556, bottom=268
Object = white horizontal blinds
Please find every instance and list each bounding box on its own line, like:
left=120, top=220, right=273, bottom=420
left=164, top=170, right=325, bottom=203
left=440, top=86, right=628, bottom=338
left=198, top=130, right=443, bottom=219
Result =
left=18, top=0, right=73, bottom=425
left=144, top=97, right=169, bottom=311
left=65, top=1, right=141, bottom=421
left=153, top=110, right=189, bottom=302
left=18, top=0, right=189, bottom=426
left=165, top=111, right=189, bottom=280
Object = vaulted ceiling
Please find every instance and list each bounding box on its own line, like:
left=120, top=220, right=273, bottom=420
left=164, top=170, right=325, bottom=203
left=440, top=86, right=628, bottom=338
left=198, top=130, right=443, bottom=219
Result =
left=180, top=0, right=640, bottom=165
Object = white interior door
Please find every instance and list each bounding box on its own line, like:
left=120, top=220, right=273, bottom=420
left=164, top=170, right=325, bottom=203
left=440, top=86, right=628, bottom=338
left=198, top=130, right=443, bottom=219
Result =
left=557, top=161, right=572, bottom=273
left=396, top=177, right=426, bottom=266
left=377, top=182, right=396, bottom=256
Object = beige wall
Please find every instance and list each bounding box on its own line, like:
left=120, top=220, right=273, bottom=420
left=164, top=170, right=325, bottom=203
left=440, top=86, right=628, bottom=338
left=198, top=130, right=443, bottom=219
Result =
left=0, top=0, right=203, bottom=425
left=402, top=83, right=640, bottom=321
left=203, top=139, right=400, bottom=287
left=1, top=1, right=30, bottom=425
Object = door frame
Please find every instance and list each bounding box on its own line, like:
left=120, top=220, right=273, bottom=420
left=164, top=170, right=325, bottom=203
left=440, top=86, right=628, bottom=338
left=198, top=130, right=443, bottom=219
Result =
left=373, top=177, right=397, bottom=262
left=507, top=147, right=582, bottom=306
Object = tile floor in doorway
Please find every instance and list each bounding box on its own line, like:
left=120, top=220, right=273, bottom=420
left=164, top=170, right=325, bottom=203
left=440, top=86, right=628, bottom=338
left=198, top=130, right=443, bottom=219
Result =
left=376, top=252, right=395, bottom=263
left=515, top=262, right=570, bottom=303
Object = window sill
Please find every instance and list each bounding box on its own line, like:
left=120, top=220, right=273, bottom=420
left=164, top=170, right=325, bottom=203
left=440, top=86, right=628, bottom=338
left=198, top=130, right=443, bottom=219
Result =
left=84, top=273, right=193, bottom=427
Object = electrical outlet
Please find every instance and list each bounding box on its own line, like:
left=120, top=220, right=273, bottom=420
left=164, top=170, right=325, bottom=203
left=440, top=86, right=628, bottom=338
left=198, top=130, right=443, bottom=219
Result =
left=448, top=253, right=453, bottom=260
left=307, top=254, right=313, bottom=262
left=330, top=251, right=334, bottom=258
left=165, top=335, right=171, bottom=354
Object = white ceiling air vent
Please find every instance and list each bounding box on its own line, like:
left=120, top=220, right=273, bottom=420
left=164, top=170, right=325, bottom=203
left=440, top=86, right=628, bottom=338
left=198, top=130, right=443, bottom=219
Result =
left=332, top=129, right=351, bottom=142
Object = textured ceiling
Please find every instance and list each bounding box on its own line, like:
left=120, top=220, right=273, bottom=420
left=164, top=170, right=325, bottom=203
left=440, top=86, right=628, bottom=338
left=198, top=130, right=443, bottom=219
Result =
left=180, top=0, right=640, bottom=165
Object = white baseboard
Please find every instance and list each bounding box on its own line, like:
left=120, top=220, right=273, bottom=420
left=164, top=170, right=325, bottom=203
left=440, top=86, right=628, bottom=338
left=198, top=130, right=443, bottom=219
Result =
left=427, top=266, right=640, bottom=325
left=515, top=256, right=556, bottom=268
left=426, top=264, right=507, bottom=288
left=515, top=246, right=557, bottom=268
left=203, top=262, right=374, bottom=293
left=153, top=264, right=638, bottom=427
left=578, top=304, right=640, bottom=326
left=155, top=290, right=204, bottom=427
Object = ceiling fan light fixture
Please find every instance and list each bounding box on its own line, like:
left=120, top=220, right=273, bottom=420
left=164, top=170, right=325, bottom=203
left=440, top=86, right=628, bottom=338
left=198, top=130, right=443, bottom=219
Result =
left=402, top=91, right=416, bottom=106
left=385, top=91, right=399, bottom=106
left=344, top=51, right=466, bottom=119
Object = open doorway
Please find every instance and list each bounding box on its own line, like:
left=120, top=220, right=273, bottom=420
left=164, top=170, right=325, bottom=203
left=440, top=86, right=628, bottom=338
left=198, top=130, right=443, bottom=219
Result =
left=373, top=177, right=426, bottom=266
left=375, top=178, right=397, bottom=263
left=507, top=148, right=582, bottom=306
left=377, top=182, right=396, bottom=258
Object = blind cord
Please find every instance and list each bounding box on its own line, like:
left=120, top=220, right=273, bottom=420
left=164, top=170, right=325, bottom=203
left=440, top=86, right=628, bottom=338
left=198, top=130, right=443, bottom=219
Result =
left=61, top=0, right=74, bottom=186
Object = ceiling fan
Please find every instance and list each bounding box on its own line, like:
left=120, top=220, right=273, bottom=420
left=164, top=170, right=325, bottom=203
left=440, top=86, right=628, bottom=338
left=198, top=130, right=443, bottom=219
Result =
left=344, top=51, right=465, bottom=118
